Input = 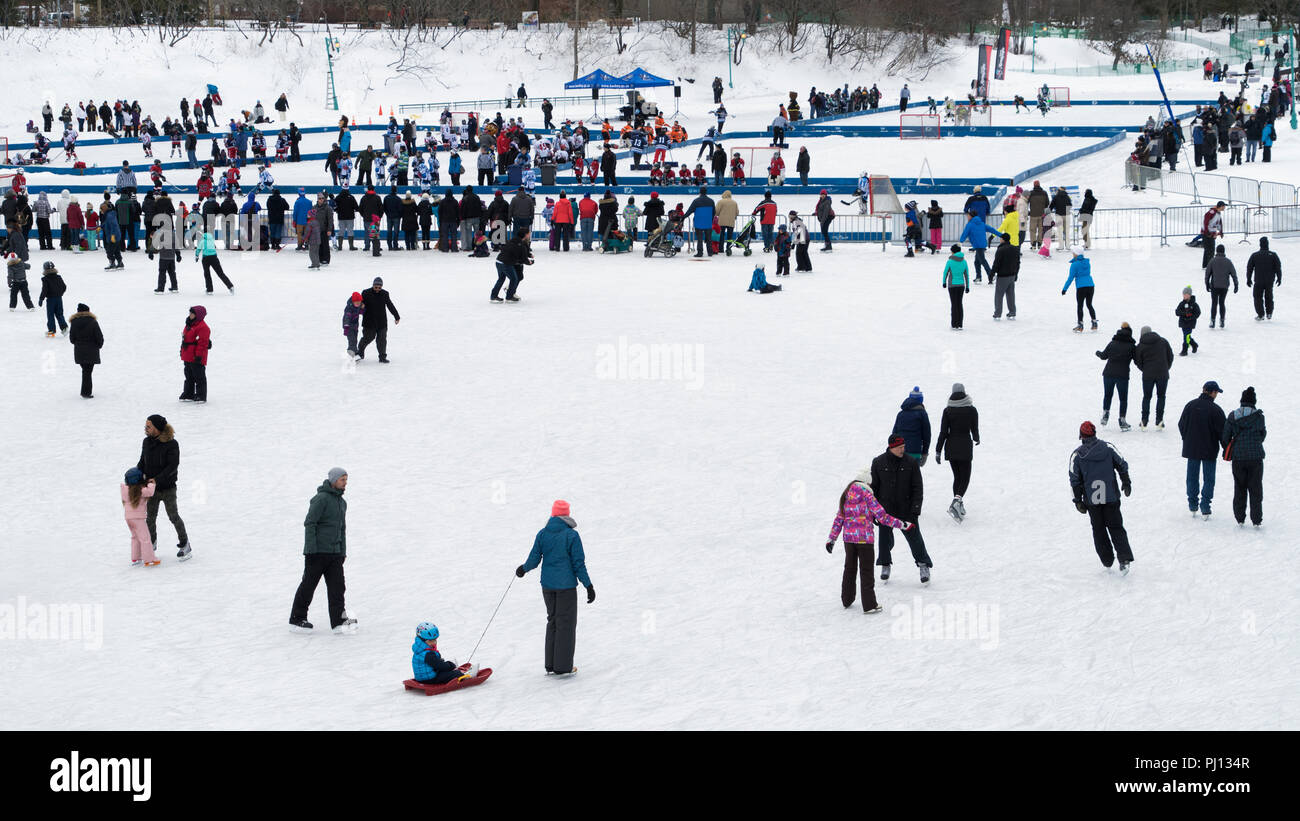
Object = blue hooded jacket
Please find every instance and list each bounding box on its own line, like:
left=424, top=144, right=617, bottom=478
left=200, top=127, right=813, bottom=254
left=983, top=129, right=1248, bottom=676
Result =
left=410, top=638, right=457, bottom=682
left=684, top=192, right=716, bottom=231
left=240, top=192, right=260, bottom=215
left=749, top=267, right=768, bottom=290
left=892, top=397, right=932, bottom=456
left=340, top=130, right=352, bottom=154
left=449, top=154, right=464, bottom=175
left=292, top=193, right=311, bottom=225
left=522, top=516, right=592, bottom=590
left=1062, top=255, right=1094, bottom=291
left=100, top=208, right=121, bottom=243
left=959, top=216, right=1000, bottom=250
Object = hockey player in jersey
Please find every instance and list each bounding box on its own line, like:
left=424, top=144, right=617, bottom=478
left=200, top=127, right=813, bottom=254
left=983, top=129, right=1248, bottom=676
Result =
left=257, top=164, right=274, bottom=193
left=275, top=131, right=290, bottom=162
left=1068, top=421, right=1134, bottom=573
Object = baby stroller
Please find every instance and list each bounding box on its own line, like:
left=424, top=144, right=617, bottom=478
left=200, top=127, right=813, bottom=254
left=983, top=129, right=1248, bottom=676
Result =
left=644, top=215, right=684, bottom=257
left=723, top=216, right=757, bottom=256
left=602, top=228, right=633, bottom=254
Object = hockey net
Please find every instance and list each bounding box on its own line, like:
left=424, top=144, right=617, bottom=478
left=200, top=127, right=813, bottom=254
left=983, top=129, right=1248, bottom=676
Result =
left=868, top=175, right=902, bottom=214
left=900, top=114, right=941, bottom=139
left=1048, top=87, right=1071, bottom=107
left=953, top=104, right=992, bottom=127
left=0, top=138, right=11, bottom=188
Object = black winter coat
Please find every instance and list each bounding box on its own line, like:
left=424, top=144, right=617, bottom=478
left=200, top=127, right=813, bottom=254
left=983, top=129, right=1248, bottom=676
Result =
left=486, top=196, right=509, bottom=224
left=1133, top=331, right=1174, bottom=381
left=383, top=193, right=403, bottom=221
left=642, top=198, right=665, bottom=229
left=359, top=192, right=383, bottom=221
left=869, top=450, right=924, bottom=520
left=417, top=199, right=433, bottom=228
left=460, top=192, right=484, bottom=220
left=266, top=193, right=289, bottom=223
left=1175, top=297, right=1201, bottom=329
left=360, top=287, right=399, bottom=329
left=137, top=427, right=181, bottom=492
left=401, top=198, right=418, bottom=231
left=1095, top=326, right=1136, bottom=378
left=333, top=191, right=358, bottom=220
left=796, top=151, right=810, bottom=173
left=38, top=272, right=67, bottom=304
left=935, top=401, right=980, bottom=461
left=989, top=241, right=1020, bottom=281
left=438, top=196, right=460, bottom=223
left=1178, top=394, right=1226, bottom=460
left=68, top=310, right=102, bottom=366
left=1049, top=189, right=1072, bottom=215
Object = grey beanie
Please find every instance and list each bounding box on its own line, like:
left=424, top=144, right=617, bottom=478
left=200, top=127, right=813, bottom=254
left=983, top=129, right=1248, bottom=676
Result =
left=327, top=467, right=348, bottom=483
left=1140, top=325, right=1152, bottom=336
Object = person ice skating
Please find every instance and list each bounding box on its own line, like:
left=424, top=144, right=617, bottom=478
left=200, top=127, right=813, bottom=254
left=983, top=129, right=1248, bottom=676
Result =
left=67, top=302, right=102, bottom=398
left=869, top=435, right=933, bottom=583
left=959, top=212, right=999, bottom=281
left=37, top=262, right=68, bottom=336
left=892, top=386, right=931, bottom=466
left=815, top=190, right=835, bottom=251
left=747, top=264, right=782, bottom=294
left=1246, top=236, right=1281, bottom=320
left=826, top=472, right=913, bottom=613
left=357, top=277, right=400, bottom=363
left=789, top=212, right=811, bottom=270
left=1204, top=244, right=1238, bottom=328
left=179, top=306, right=211, bottom=403
left=343, top=291, right=364, bottom=358
left=515, top=500, right=594, bottom=676
left=1062, top=246, right=1097, bottom=331
left=411, top=623, right=475, bottom=685
left=1178, top=381, right=1226, bottom=519
left=136, top=414, right=190, bottom=558
left=195, top=229, right=233, bottom=293
left=1094, top=323, right=1136, bottom=431
left=1069, top=421, right=1134, bottom=573
left=989, top=233, right=1019, bottom=320
left=941, top=244, right=970, bottom=330
left=935, top=383, right=980, bottom=521
left=1222, top=387, right=1266, bottom=527
left=773, top=224, right=792, bottom=276
left=7, top=254, right=34, bottom=311
left=1134, top=325, right=1174, bottom=430
left=1199, top=202, right=1225, bottom=269
left=1176, top=286, right=1201, bottom=355
left=122, top=469, right=160, bottom=567
left=925, top=201, right=944, bottom=254
left=491, top=228, right=532, bottom=303
left=289, top=468, right=356, bottom=633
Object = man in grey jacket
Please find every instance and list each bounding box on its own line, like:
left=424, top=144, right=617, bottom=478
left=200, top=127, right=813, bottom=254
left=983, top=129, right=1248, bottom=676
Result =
left=1204, top=244, right=1238, bottom=327
left=115, top=161, right=138, bottom=197
left=1068, top=421, right=1134, bottom=574
left=1026, top=181, right=1049, bottom=245
left=508, top=189, right=534, bottom=239
left=289, top=468, right=357, bottom=633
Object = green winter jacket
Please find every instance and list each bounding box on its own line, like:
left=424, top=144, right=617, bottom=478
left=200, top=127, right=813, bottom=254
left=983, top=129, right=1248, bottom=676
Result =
left=942, top=252, right=969, bottom=288
left=304, top=480, right=347, bottom=555
left=1222, top=406, right=1266, bottom=461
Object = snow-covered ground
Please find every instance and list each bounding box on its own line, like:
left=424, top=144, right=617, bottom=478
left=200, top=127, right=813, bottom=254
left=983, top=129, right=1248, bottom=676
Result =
left=2, top=26, right=1296, bottom=731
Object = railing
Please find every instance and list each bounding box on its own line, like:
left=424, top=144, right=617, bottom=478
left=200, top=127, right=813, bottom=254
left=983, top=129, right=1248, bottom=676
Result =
left=399, top=94, right=618, bottom=117
left=1125, top=162, right=1300, bottom=207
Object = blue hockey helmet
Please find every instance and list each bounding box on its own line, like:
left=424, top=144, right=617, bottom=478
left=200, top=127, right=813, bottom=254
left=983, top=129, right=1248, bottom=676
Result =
left=415, top=622, right=439, bottom=642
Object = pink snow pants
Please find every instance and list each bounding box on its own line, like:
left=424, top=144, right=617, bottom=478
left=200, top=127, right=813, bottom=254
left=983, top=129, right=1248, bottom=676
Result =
left=929, top=227, right=942, bottom=249
left=127, top=519, right=158, bottom=563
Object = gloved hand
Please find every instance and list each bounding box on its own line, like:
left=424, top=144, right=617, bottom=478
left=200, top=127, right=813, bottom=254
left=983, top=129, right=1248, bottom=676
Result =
left=919, top=453, right=928, bottom=467
left=514, top=565, right=526, bottom=578
left=1121, top=476, right=1132, bottom=497
left=965, top=287, right=970, bottom=294
left=1233, top=287, right=1238, bottom=294
left=1061, top=289, right=1067, bottom=296
left=586, top=585, right=596, bottom=604
left=902, top=522, right=914, bottom=531
left=1074, top=499, right=1088, bottom=514
left=825, top=541, right=834, bottom=554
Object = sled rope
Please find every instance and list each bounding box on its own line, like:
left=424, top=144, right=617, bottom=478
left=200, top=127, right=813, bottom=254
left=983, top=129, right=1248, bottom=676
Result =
left=467, top=575, right=515, bottom=664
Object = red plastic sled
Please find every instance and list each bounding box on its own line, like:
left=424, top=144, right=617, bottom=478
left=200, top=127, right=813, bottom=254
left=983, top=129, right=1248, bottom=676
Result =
left=404, top=664, right=493, bottom=696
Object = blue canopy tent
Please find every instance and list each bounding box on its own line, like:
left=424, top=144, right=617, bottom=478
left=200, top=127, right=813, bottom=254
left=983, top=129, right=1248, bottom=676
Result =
left=617, top=68, right=673, bottom=88
left=563, top=69, right=632, bottom=90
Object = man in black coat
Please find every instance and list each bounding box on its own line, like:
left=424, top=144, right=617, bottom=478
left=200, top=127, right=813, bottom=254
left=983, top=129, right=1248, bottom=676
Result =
left=600, top=147, right=617, bottom=187
left=1133, top=325, right=1174, bottom=429
left=989, top=232, right=1020, bottom=319
left=266, top=188, right=289, bottom=250
left=1178, top=381, right=1226, bottom=518
left=358, top=186, right=383, bottom=251
left=869, top=435, right=933, bottom=582
left=485, top=189, right=510, bottom=249
left=382, top=187, right=404, bottom=251
left=218, top=193, right=239, bottom=250
left=357, top=277, right=400, bottom=363
left=137, top=413, right=191, bottom=558
left=67, top=302, right=102, bottom=398
left=1068, top=421, right=1133, bottom=572
left=1246, top=236, right=1281, bottom=320
left=333, top=186, right=358, bottom=250
left=459, top=186, right=484, bottom=250
left=437, top=189, right=461, bottom=252
left=288, top=123, right=302, bottom=162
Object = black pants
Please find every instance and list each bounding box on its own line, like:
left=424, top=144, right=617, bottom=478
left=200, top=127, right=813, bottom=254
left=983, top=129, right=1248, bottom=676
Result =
left=819, top=217, right=833, bottom=249
left=9, top=283, right=33, bottom=309
left=603, top=172, right=616, bottom=187
left=1210, top=287, right=1228, bottom=323
left=1231, top=459, right=1264, bottom=525
left=1103, top=376, right=1129, bottom=416
left=841, top=542, right=878, bottom=611
left=1140, top=377, right=1168, bottom=425
left=795, top=242, right=811, bottom=271
left=358, top=325, right=388, bottom=359
left=557, top=223, right=573, bottom=250
left=772, top=126, right=785, bottom=146
left=290, top=554, right=347, bottom=628
left=201, top=256, right=232, bottom=291
left=776, top=256, right=790, bottom=276
left=182, top=361, right=207, bottom=401
left=542, top=587, right=578, bottom=673
left=319, top=235, right=331, bottom=264
left=1086, top=502, right=1133, bottom=566
left=157, top=255, right=178, bottom=291
left=36, top=217, right=52, bottom=249
left=79, top=362, right=94, bottom=397
left=1075, top=286, right=1096, bottom=323
left=695, top=232, right=712, bottom=256
left=145, top=486, right=188, bottom=546
left=1253, top=282, right=1274, bottom=317
left=1201, top=239, right=1216, bottom=270
left=491, top=262, right=520, bottom=299
left=948, top=286, right=966, bottom=328
left=877, top=522, right=932, bottom=567
left=948, top=459, right=972, bottom=497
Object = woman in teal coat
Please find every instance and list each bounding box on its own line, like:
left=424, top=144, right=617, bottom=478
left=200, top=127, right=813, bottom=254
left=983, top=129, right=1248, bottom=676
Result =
left=941, top=244, right=970, bottom=329
left=515, top=500, right=594, bottom=676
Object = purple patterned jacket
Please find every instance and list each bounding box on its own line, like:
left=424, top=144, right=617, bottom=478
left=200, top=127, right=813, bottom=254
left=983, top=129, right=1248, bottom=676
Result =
left=827, top=481, right=907, bottom=545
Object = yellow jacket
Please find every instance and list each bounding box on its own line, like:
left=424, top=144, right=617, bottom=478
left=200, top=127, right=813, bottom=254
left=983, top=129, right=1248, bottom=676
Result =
left=998, top=211, right=1021, bottom=246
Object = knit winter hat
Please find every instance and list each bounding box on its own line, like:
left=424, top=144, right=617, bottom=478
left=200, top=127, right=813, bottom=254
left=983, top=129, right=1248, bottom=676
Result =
left=908, top=386, right=924, bottom=402
left=373, top=277, right=383, bottom=286
left=952, top=383, right=965, bottom=394
left=1079, top=421, right=1097, bottom=439
left=1241, top=386, right=1257, bottom=406
left=1140, top=325, right=1152, bottom=336
left=77, top=302, right=89, bottom=312
left=124, top=467, right=145, bottom=486
left=147, top=414, right=167, bottom=430
left=327, top=467, right=348, bottom=483
left=888, top=435, right=906, bottom=448
left=1183, top=286, right=1193, bottom=296
left=350, top=292, right=362, bottom=302
left=551, top=499, right=570, bottom=517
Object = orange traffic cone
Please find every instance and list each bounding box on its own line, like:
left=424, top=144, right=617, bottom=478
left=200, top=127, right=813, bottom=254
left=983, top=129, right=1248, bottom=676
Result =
left=378, top=105, right=383, bottom=115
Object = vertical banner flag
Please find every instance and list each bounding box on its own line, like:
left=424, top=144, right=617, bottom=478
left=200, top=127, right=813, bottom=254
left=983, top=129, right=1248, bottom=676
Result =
left=994, top=27, right=1011, bottom=80
left=977, top=45, right=993, bottom=98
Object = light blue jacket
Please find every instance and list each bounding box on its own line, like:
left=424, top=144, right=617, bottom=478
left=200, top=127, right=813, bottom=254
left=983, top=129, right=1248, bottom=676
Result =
left=1062, top=256, right=1095, bottom=291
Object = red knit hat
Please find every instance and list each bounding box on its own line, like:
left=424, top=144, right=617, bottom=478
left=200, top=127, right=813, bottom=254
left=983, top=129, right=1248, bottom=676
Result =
left=551, top=500, right=570, bottom=517
left=1079, top=421, right=1097, bottom=438
left=888, top=435, right=906, bottom=448
left=350, top=292, right=362, bottom=302
left=650, top=191, right=659, bottom=199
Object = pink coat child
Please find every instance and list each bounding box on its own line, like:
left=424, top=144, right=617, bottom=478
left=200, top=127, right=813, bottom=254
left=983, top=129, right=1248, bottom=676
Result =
left=827, top=480, right=908, bottom=546
left=1038, top=211, right=1056, bottom=258
left=122, top=468, right=160, bottom=566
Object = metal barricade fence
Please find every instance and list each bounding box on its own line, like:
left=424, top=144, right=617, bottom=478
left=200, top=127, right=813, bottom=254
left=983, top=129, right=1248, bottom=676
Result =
left=1082, top=207, right=1165, bottom=242
left=1258, top=181, right=1298, bottom=207
left=1228, top=176, right=1260, bottom=205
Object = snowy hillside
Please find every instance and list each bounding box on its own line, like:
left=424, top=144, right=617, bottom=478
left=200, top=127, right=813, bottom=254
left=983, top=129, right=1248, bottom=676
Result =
left=2, top=26, right=1296, bottom=732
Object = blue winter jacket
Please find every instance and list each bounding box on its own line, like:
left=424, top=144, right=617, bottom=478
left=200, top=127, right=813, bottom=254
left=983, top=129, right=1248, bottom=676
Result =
left=1069, top=437, right=1129, bottom=506
left=959, top=216, right=1000, bottom=250
left=410, top=639, right=457, bottom=682
left=235, top=129, right=250, bottom=151
left=292, top=195, right=311, bottom=226
left=522, top=516, right=593, bottom=591
left=240, top=192, right=260, bottom=215
left=100, top=209, right=121, bottom=243
left=340, top=131, right=352, bottom=154
left=449, top=155, right=464, bottom=175
left=749, top=268, right=768, bottom=290
left=684, top=193, right=716, bottom=231
left=1062, top=256, right=1094, bottom=291
left=891, top=398, right=931, bottom=457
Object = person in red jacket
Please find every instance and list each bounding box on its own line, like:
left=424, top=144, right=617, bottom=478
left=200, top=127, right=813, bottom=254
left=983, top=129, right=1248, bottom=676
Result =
left=752, top=191, right=779, bottom=252
left=179, top=305, right=211, bottom=403
left=551, top=191, right=575, bottom=251
left=577, top=191, right=599, bottom=251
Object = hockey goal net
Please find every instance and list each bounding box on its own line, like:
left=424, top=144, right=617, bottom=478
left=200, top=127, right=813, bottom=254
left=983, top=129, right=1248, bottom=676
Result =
left=1048, top=87, right=1071, bottom=107
left=900, top=114, right=941, bottom=139
left=0, top=137, right=8, bottom=164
